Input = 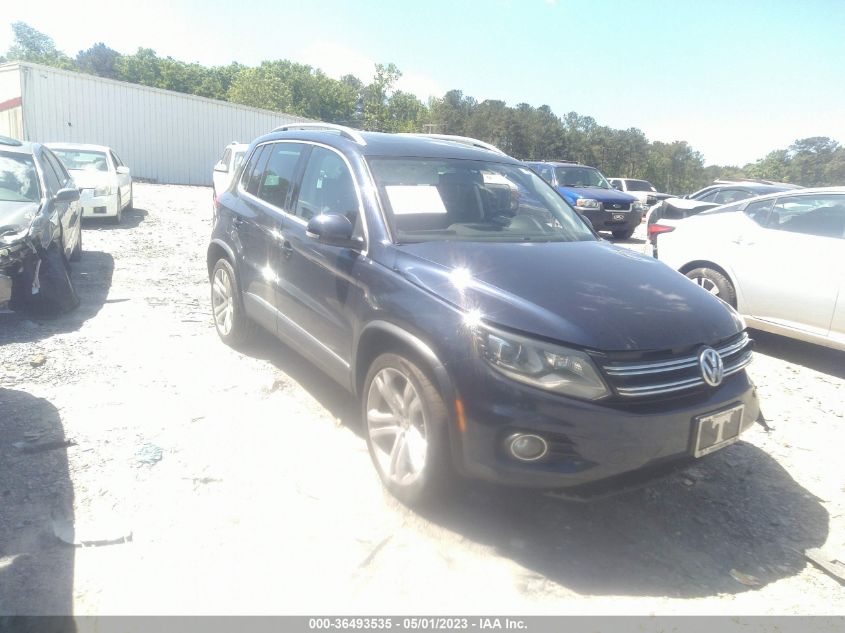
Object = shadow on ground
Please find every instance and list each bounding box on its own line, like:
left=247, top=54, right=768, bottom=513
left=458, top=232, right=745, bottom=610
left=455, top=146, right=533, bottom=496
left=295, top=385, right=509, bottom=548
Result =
left=82, top=207, right=148, bottom=231
left=750, top=329, right=845, bottom=380
left=0, top=389, right=75, bottom=619
left=239, top=329, right=362, bottom=436
left=239, top=329, right=828, bottom=598
left=0, top=251, right=114, bottom=345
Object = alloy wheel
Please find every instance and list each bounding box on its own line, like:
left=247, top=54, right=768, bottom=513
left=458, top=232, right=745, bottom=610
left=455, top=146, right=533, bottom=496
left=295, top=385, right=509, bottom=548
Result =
left=366, top=367, right=428, bottom=486
left=212, top=267, right=235, bottom=335
left=691, top=276, right=720, bottom=296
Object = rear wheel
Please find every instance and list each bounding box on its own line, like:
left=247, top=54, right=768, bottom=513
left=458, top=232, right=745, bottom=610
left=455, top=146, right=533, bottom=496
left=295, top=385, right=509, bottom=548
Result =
left=363, top=353, right=452, bottom=507
left=685, top=267, right=737, bottom=307
left=612, top=227, right=636, bottom=240
left=211, top=257, right=255, bottom=346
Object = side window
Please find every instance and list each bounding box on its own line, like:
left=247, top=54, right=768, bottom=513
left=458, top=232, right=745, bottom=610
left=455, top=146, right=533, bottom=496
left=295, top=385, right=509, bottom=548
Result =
left=46, top=150, right=72, bottom=184
left=242, top=145, right=271, bottom=195
left=696, top=190, right=720, bottom=203
left=40, top=152, right=64, bottom=194
left=609, top=179, right=622, bottom=190
left=110, top=151, right=124, bottom=168
left=256, top=143, right=306, bottom=210
left=744, top=199, right=775, bottom=226
left=770, top=194, right=845, bottom=239
left=220, top=149, right=231, bottom=165
left=713, top=189, right=752, bottom=205
left=294, top=147, right=360, bottom=232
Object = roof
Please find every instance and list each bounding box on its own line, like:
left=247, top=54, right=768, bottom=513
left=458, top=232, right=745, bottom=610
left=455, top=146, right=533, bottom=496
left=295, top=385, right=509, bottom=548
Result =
left=741, top=185, right=845, bottom=200
left=256, top=129, right=523, bottom=163
left=45, top=142, right=113, bottom=152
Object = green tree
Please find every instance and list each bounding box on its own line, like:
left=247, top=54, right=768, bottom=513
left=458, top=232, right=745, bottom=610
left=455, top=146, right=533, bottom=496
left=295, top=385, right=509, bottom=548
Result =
left=75, top=43, right=120, bottom=79
left=363, top=63, right=401, bottom=131
left=5, top=22, right=74, bottom=69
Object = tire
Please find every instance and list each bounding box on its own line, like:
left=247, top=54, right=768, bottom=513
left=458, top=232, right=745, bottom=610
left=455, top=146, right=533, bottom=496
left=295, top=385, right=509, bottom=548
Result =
left=126, top=185, right=133, bottom=211
left=363, top=352, right=452, bottom=506
left=210, top=257, right=255, bottom=346
left=112, top=193, right=123, bottom=224
left=69, top=225, right=82, bottom=262
left=612, top=227, right=636, bottom=240
left=685, top=267, right=737, bottom=308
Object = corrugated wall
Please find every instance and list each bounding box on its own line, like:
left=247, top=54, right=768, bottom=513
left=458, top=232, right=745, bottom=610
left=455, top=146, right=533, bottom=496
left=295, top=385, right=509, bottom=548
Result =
left=11, top=62, right=311, bottom=186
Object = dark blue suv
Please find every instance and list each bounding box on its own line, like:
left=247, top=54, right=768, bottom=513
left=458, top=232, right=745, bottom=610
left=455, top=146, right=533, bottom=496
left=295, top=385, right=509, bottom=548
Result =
left=208, top=125, right=759, bottom=505
left=526, top=161, right=643, bottom=239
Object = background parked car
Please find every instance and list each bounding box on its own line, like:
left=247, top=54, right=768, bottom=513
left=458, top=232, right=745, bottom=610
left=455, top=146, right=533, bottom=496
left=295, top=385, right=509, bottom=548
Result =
left=0, top=136, right=81, bottom=314
left=647, top=180, right=800, bottom=251
left=656, top=187, right=845, bottom=351
left=607, top=177, right=670, bottom=209
left=526, top=161, right=644, bottom=239
left=212, top=142, right=249, bottom=202
left=47, top=143, right=132, bottom=224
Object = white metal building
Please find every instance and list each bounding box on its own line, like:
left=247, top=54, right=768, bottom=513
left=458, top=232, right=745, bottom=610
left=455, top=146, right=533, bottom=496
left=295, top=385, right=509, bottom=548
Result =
left=0, top=61, right=311, bottom=186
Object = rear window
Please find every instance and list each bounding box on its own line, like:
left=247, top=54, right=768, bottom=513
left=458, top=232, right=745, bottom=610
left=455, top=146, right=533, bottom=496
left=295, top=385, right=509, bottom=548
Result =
left=625, top=179, right=656, bottom=192
left=0, top=152, right=41, bottom=202
left=51, top=149, right=109, bottom=172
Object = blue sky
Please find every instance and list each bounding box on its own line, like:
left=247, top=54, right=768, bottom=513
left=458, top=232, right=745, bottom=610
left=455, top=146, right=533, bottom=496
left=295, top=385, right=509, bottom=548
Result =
left=3, top=0, right=845, bottom=166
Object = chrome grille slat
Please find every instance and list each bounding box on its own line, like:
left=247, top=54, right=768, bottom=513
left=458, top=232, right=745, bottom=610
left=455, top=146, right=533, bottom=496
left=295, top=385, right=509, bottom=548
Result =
left=603, top=333, right=753, bottom=398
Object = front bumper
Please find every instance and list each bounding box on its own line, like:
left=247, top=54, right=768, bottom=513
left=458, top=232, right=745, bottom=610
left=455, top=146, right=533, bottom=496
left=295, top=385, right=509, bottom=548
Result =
left=79, top=190, right=119, bottom=218
left=583, top=208, right=642, bottom=231
left=451, top=362, right=759, bottom=491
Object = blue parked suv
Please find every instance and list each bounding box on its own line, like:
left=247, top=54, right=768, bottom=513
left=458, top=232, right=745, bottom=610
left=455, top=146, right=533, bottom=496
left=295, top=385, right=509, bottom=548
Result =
left=526, top=161, right=643, bottom=239
left=208, top=125, right=758, bottom=505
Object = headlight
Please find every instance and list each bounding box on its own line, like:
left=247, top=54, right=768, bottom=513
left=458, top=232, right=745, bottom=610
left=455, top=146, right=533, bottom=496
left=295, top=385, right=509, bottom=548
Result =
left=0, top=226, right=30, bottom=245
left=94, top=185, right=112, bottom=196
left=474, top=326, right=609, bottom=400
left=575, top=198, right=600, bottom=209
left=632, top=201, right=645, bottom=212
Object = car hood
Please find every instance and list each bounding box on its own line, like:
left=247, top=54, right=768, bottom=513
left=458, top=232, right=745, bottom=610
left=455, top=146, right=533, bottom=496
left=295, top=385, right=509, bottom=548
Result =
left=0, top=200, right=39, bottom=241
left=69, top=169, right=110, bottom=188
left=557, top=186, right=637, bottom=204
left=392, top=240, right=743, bottom=352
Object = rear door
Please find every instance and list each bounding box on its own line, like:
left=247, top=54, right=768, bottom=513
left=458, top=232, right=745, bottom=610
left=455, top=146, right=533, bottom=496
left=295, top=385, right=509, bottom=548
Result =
left=274, top=145, right=365, bottom=384
left=733, top=193, right=844, bottom=336
left=237, top=142, right=308, bottom=328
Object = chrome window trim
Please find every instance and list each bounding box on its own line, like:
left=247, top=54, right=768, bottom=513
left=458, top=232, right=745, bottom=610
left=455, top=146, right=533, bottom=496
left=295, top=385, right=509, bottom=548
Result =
left=236, top=139, right=369, bottom=255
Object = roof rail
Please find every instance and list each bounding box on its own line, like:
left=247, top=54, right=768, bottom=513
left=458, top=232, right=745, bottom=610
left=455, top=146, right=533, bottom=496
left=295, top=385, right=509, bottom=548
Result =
left=272, top=122, right=366, bottom=146
left=399, top=133, right=506, bottom=156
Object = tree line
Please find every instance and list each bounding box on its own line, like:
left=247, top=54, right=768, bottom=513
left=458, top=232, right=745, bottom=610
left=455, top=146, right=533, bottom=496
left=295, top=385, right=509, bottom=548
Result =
left=4, top=22, right=844, bottom=193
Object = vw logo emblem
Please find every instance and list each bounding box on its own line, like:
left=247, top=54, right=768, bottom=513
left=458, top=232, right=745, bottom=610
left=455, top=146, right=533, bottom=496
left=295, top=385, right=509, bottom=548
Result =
left=698, top=347, right=724, bottom=387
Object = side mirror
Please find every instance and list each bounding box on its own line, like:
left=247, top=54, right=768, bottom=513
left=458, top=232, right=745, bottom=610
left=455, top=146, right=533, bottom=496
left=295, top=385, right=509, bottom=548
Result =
left=213, top=162, right=228, bottom=173
left=116, top=166, right=130, bottom=175
left=305, top=214, right=363, bottom=249
left=54, top=187, right=80, bottom=203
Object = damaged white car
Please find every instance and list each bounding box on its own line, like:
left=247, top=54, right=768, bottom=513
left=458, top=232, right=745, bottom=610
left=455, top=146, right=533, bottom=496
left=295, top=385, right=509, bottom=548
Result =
left=0, top=136, right=82, bottom=315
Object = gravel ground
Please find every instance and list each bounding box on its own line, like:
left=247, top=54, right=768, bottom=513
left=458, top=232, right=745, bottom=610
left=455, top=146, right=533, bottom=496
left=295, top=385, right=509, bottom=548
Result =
left=0, top=183, right=843, bottom=615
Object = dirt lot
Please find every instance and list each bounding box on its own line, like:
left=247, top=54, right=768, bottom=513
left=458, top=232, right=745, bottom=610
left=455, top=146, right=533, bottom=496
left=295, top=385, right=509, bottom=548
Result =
left=1, top=183, right=843, bottom=615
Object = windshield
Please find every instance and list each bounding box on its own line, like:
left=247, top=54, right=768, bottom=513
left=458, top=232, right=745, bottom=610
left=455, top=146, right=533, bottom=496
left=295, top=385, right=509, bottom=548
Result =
left=0, top=152, right=41, bottom=202
left=233, top=151, right=246, bottom=170
left=626, top=179, right=656, bottom=192
left=554, top=166, right=610, bottom=189
left=368, top=157, right=595, bottom=244
left=51, top=149, right=109, bottom=172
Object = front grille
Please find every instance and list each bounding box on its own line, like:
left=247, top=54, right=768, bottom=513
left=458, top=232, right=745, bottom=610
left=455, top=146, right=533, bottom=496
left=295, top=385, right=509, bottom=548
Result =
left=600, top=332, right=753, bottom=398
left=603, top=202, right=631, bottom=211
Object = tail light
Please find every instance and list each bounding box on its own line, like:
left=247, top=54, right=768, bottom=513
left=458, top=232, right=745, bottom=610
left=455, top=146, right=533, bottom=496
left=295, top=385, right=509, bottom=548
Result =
left=647, top=223, right=675, bottom=244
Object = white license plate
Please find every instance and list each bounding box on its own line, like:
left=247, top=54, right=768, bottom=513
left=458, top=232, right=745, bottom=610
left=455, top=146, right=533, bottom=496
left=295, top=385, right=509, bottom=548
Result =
left=612, top=213, right=626, bottom=221
left=692, top=404, right=744, bottom=458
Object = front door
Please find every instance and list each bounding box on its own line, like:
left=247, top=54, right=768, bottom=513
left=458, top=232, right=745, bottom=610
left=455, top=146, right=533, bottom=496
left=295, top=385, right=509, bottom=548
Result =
left=275, top=145, right=365, bottom=384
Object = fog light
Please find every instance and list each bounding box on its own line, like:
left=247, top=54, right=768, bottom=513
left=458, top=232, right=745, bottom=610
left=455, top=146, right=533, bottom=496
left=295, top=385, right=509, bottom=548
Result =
left=507, top=433, right=548, bottom=461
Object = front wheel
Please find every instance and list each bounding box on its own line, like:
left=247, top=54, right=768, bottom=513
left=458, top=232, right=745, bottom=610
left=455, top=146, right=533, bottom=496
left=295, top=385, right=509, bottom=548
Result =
left=112, top=193, right=123, bottom=224
left=685, top=267, right=737, bottom=307
left=363, top=353, right=451, bottom=506
left=69, top=225, right=82, bottom=262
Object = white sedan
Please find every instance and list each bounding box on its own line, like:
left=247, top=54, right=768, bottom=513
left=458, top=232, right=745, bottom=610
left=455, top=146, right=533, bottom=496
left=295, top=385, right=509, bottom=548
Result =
left=656, top=187, right=845, bottom=351
left=47, top=143, right=132, bottom=223
left=212, top=142, right=249, bottom=202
